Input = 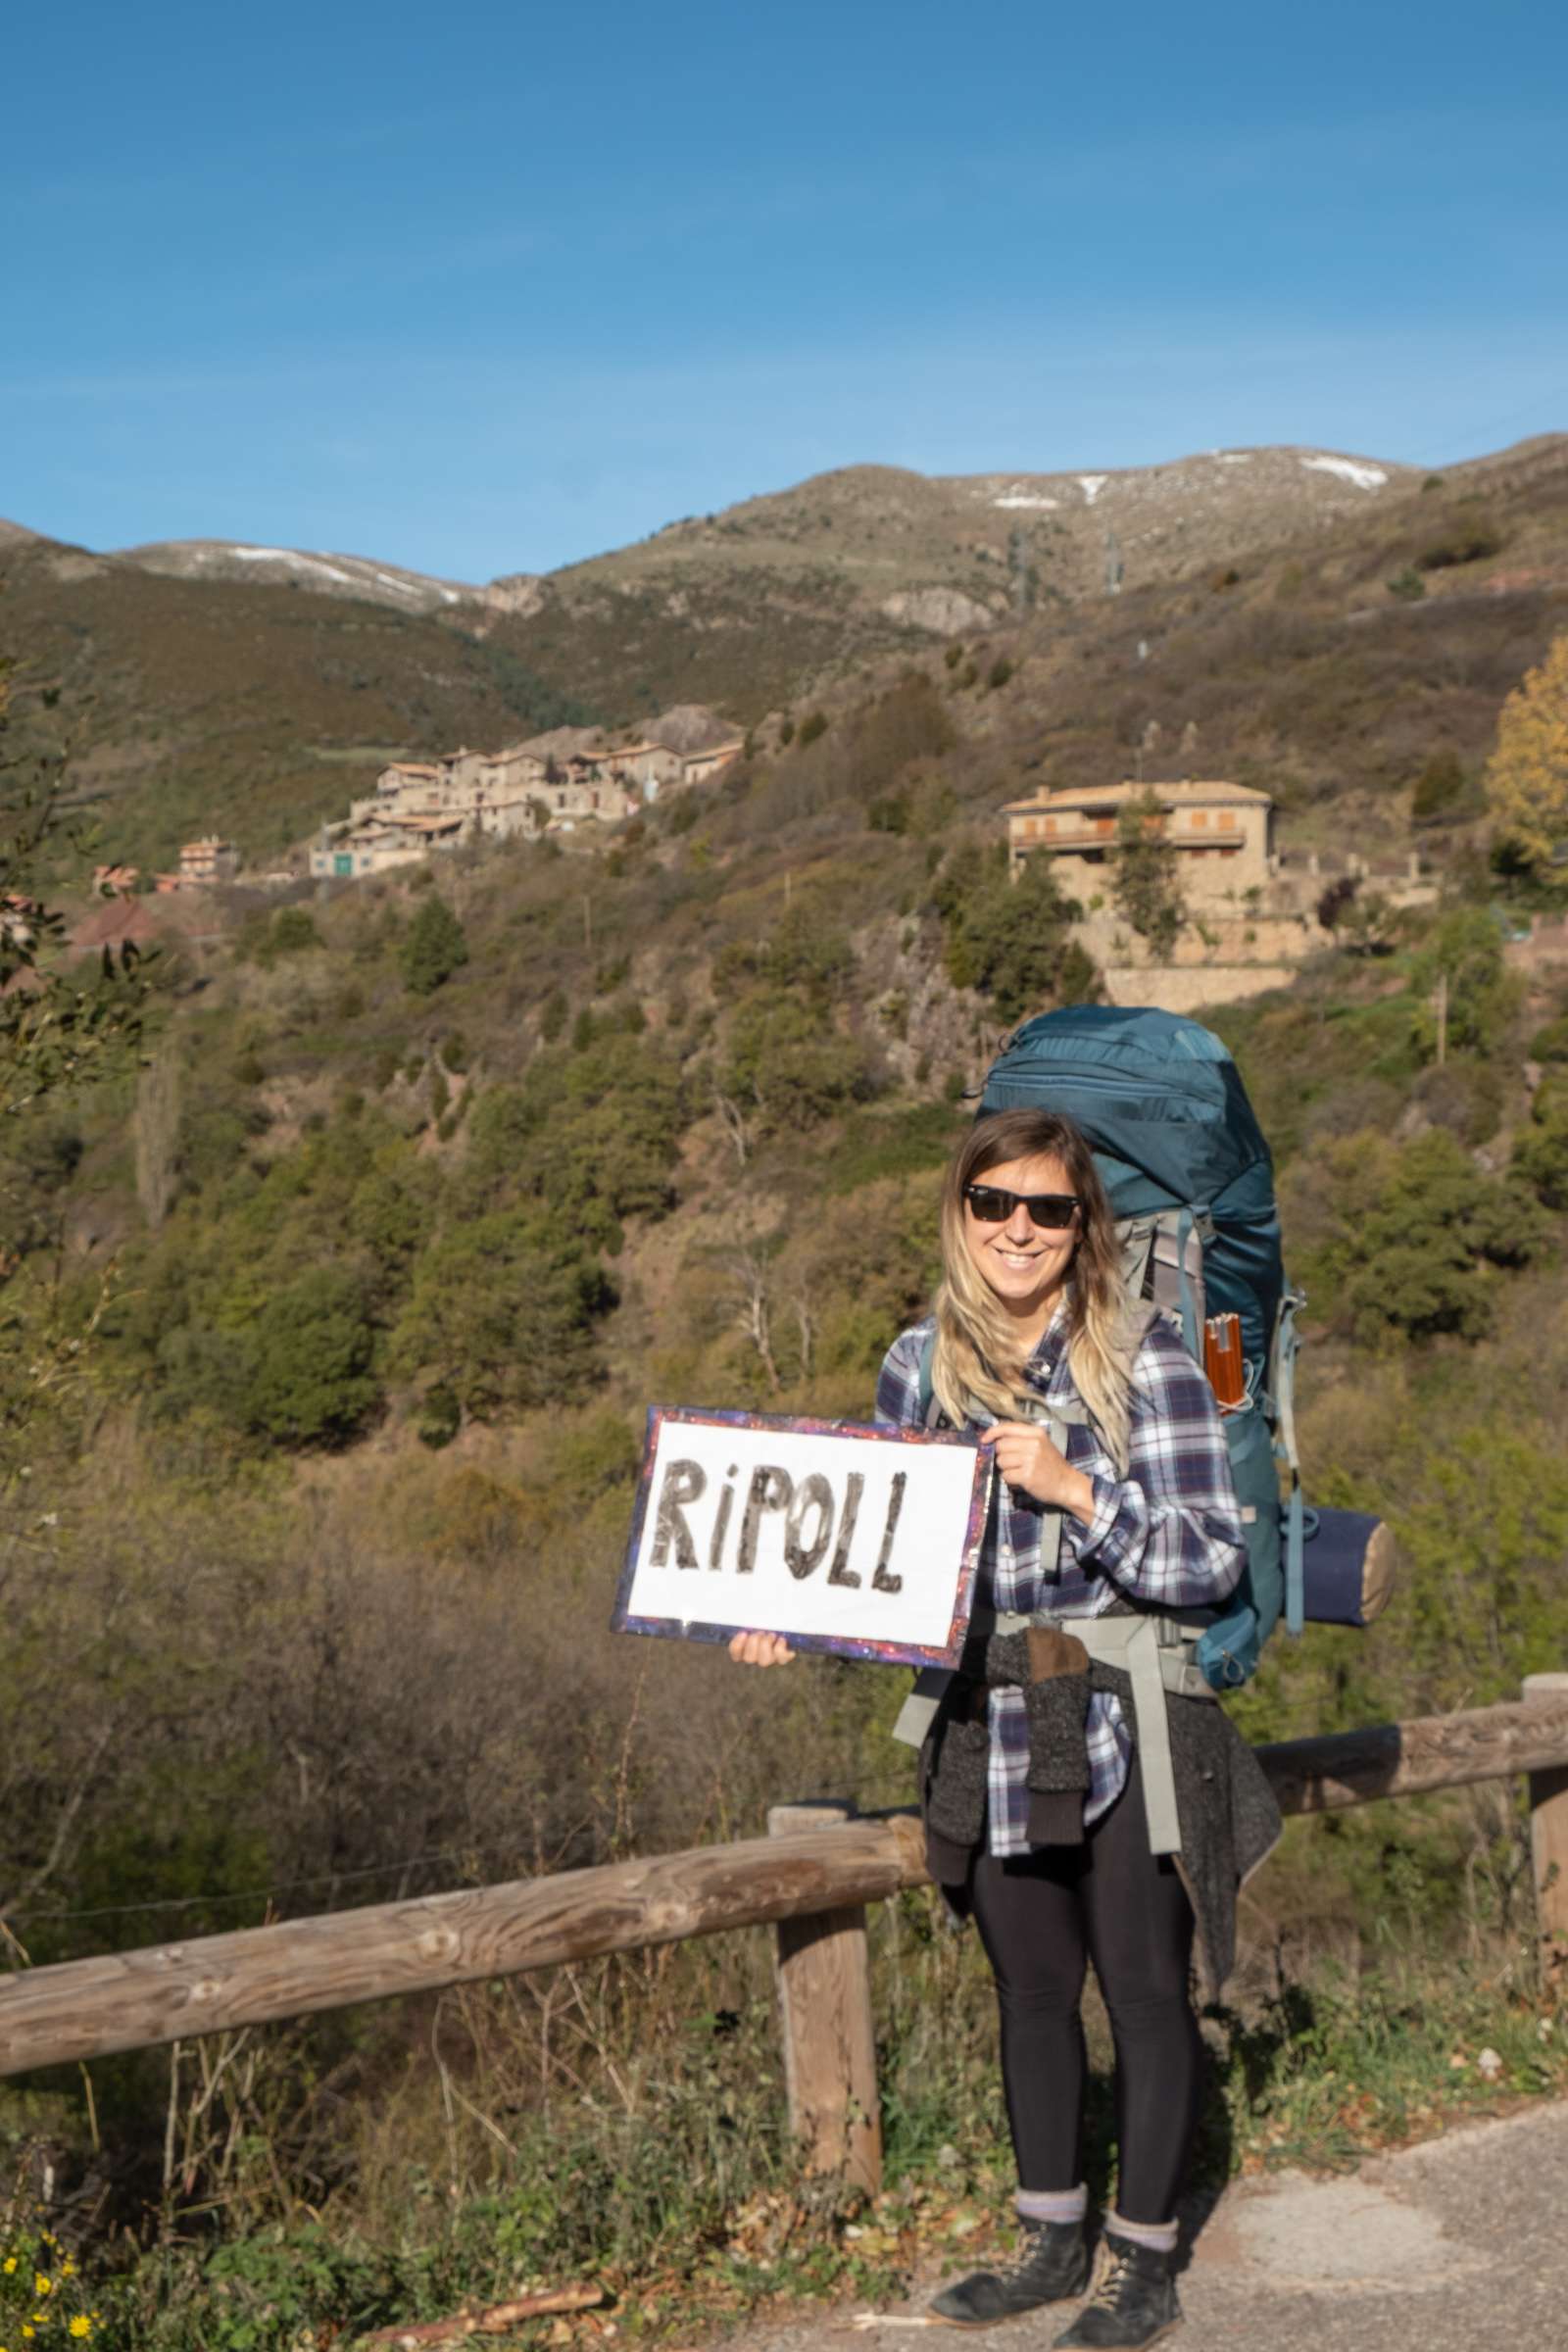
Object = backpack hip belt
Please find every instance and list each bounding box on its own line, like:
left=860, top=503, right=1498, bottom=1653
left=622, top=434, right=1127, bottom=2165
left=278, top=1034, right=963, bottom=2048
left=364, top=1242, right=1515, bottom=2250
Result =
left=893, top=1606, right=1212, bottom=1857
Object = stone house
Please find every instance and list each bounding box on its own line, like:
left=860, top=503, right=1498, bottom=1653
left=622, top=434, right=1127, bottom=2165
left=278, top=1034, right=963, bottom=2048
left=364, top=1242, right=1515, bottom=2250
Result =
left=1003, top=779, right=1274, bottom=902
left=678, top=738, right=746, bottom=788
left=177, top=837, right=240, bottom=889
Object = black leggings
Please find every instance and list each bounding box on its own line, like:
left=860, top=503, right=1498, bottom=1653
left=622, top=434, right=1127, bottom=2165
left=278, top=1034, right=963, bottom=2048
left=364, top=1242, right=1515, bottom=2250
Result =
left=968, top=1754, right=1202, bottom=2225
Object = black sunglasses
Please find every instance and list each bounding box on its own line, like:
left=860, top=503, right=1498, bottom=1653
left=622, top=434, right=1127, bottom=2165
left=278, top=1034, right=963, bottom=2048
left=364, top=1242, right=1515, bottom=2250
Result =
left=963, top=1182, right=1080, bottom=1231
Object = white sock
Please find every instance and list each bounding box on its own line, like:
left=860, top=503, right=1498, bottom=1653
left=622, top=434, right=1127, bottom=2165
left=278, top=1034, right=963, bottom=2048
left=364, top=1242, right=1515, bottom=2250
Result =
left=1105, top=2209, right=1178, bottom=2255
left=1016, top=2184, right=1088, bottom=2226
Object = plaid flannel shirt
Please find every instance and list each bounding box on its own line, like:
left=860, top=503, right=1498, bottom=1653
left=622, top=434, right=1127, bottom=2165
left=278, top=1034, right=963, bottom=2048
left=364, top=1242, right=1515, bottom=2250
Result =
left=875, top=1311, right=1246, bottom=1856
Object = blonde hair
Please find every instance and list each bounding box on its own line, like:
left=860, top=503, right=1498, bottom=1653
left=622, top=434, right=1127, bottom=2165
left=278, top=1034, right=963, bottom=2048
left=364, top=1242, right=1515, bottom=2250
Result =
left=931, top=1108, right=1136, bottom=1472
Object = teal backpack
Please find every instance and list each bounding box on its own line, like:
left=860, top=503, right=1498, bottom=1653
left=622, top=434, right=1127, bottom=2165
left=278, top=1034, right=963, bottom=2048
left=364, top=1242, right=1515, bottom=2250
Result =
left=933, top=1004, right=1309, bottom=1690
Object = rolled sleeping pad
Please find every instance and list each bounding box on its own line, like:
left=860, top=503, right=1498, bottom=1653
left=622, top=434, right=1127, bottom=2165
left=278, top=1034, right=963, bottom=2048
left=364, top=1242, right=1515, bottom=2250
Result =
left=1298, top=1507, right=1399, bottom=1628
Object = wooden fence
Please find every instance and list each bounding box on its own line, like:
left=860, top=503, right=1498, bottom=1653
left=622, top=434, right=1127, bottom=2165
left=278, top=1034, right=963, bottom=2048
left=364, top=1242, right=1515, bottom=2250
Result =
left=3, top=1675, right=1566, bottom=2195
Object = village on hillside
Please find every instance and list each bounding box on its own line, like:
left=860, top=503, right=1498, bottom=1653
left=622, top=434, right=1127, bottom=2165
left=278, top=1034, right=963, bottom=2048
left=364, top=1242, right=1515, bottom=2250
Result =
left=307, top=708, right=745, bottom=880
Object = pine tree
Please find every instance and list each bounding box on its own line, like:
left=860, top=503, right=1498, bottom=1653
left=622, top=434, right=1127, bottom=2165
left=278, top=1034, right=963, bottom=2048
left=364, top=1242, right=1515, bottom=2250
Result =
left=400, top=895, right=469, bottom=996
left=1112, top=791, right=1186, bottom=957
left=1485, top=633, right=1568, bottom=875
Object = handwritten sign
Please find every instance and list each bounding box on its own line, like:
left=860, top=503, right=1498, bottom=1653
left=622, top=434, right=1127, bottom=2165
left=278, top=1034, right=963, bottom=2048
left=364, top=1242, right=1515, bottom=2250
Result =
left=612, top=1406, right=990, bottom=1667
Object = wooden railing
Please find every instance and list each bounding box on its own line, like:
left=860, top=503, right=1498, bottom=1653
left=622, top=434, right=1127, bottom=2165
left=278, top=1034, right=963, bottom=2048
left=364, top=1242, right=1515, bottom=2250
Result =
left=3, top=1677, right=1566, bottom=2194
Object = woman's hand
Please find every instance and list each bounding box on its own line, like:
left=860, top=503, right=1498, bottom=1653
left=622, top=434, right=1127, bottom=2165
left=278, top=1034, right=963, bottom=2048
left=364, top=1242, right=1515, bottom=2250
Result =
left=981, top=1422, right=1097, bottom=1523
left=727, top=1630, right=797, bottom=1668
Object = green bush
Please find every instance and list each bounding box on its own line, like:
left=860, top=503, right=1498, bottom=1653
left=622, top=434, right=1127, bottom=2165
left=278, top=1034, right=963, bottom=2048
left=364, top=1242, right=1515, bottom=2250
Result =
left=722, top=987, right=882, bottom=1129
left=1416, top=518, right=1504, bottom=571
left=1512, top=1079, right=1568, bottom=1210
left=390, top=1212, right=614, bottom=1415
left=241, top=1267, right=381, bottom=1446
left=1406, top=908, right=1520, bottom=1060
left=1387, top=566, right=1426, bottom=602
left=1410, top=750, right=1467, bottom=824
left=796, top=710, right=829, bottom=748
left=399, top=896, right=469, bottom=996
left=1290, top=1127, right=1552, bottom=1344
left=269, top=906, right=321, bottom=956
left=941, top=848, right=1094, bottom=1020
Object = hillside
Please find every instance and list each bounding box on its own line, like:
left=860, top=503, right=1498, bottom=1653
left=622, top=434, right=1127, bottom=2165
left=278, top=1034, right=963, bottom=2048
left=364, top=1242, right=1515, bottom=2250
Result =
left=0, top=527, right=594, bottom=868
left=5, top=434, right=1566, bottom=872
left=5, top=443, right=1568, bottom=2346
left=111, top=536, right=479, bottom=612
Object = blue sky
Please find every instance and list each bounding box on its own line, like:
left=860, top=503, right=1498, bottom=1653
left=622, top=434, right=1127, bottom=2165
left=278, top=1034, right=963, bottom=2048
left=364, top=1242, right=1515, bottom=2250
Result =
left=9, top=0, right=1568, bottom=579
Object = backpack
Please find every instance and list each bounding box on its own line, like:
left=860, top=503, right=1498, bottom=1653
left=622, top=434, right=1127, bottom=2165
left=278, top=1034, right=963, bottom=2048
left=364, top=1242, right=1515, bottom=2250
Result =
left=938, top=1004, right=1307, bottom=1690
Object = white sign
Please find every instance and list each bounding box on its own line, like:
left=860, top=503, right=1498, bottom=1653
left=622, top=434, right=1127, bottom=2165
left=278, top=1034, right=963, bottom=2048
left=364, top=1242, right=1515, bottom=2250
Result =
left=612, top=1406, right=990, bottom=1667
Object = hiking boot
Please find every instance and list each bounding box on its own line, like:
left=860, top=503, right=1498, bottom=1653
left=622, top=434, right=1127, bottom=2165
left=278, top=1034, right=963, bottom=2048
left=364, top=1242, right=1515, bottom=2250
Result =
left=929, top=2216, right=1090, bottom=2327
left=1052, top=2229, right=1179, bottom=2348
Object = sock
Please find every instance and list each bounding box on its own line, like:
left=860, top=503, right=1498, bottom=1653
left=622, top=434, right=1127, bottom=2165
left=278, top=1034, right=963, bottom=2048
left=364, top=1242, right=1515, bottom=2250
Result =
left=1105, top=2209, right=1178, bottom=2255
left=1015, top=2184, right=1088, bottom=2227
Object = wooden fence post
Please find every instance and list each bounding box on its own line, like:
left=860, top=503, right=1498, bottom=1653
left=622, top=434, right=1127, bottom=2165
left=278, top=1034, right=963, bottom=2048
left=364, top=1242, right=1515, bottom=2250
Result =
left=1524, top=1673, right=1568, bottom=1983
left=767, top=1801, right=882, bottom=2198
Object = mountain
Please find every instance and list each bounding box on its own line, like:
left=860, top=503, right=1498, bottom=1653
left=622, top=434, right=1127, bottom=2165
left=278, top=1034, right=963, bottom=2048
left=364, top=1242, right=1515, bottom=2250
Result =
left=3, top=433, right=1565, bottom=866
left=111, top=537, right=479, bottom=614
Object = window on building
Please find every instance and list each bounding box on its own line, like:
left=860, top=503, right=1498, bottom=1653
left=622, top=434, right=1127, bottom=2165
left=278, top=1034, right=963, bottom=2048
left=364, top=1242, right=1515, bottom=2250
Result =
left=1218, top=810, right=1237, bottom=831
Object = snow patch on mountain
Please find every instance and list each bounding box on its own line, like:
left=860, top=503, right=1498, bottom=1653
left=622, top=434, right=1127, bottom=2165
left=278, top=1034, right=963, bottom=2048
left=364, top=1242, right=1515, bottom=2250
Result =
left=1299, top=455, right=1388, bottom=492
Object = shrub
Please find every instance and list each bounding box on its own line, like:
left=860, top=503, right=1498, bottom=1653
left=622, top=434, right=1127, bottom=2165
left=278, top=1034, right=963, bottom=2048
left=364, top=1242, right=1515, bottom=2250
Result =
left=399, top=896, right=469, bottom=996
left=1416, top=518, right=1504, bottom=571
left=1406, top=908, right=1520, bottom=1060
left=1512, top=1079, right=1568, bottom=1209
left=242, top=1267, right=381, bottom=1446
left=1529, top=1013, right=1568, bottom=1063
left=390, top=1212, right=614, bottom=1415
left=1387, top=566, right=1427, bottom=602
left=987, top=657, right=1015, bottom=690
left=1289, top=1128, right=1551, bottom=1345
left=796, top=710, right=829, bottom=748
left=1411, top=750, right=1468, bottom=824
left=722, top=987, right=882, bottom=1128
left=270, top=906, right=321, bottom=956
left=941, top=852, right=1094, bottom=1021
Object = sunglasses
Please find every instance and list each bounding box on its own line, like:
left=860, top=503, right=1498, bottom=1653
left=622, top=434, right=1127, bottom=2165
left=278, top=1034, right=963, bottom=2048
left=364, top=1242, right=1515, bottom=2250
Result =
left=963, top=1183, right=1080, bottom=1230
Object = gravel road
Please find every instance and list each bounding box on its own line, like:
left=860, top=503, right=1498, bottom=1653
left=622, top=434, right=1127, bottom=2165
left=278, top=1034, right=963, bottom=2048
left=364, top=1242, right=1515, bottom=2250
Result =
left=710, top=2100, right=1568, bottom=2352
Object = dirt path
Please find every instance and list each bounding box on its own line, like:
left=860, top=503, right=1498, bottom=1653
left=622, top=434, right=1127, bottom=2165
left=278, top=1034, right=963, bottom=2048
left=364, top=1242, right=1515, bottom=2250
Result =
left=710, top=2100, right=1568, bottom=2352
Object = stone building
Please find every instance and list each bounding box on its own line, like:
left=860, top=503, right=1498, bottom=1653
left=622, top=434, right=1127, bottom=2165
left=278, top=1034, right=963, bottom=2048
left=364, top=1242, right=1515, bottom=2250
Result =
left=1003, top=779, right=1274, bottom=902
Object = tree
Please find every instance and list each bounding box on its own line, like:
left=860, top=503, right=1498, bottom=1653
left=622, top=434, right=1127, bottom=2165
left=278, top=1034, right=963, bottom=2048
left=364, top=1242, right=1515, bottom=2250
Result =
left=389, top=1212, right=614, bottom=1416
left=1111, top=792, right=1186, bottom=957
left=1484, top=633, right=1568, bottom=876
left=1513, top=1078, right=1568, bottom=1211
left=941, top=850, right=1095, bottom=1020
left=400, top=895, right=469, bottom=996
left=241, top=1267, right=382, bottom=1446
left=1406, top=908, right=1519, bottom=1061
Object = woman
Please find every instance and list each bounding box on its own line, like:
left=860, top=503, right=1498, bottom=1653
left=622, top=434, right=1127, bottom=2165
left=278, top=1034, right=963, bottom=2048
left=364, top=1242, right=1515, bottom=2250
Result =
left=731, top=1108, right=1280, bottom=2351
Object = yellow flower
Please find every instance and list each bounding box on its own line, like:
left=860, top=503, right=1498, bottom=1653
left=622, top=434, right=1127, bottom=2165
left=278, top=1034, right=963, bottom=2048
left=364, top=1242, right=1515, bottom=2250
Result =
left=2, top=2258, right=15, bottom=2273
left=60, top=2263, right=74, bottom=2280
left=70, top=2323, right=92, bottom=2341
left=32, top=2277, right=50, bottom=2296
